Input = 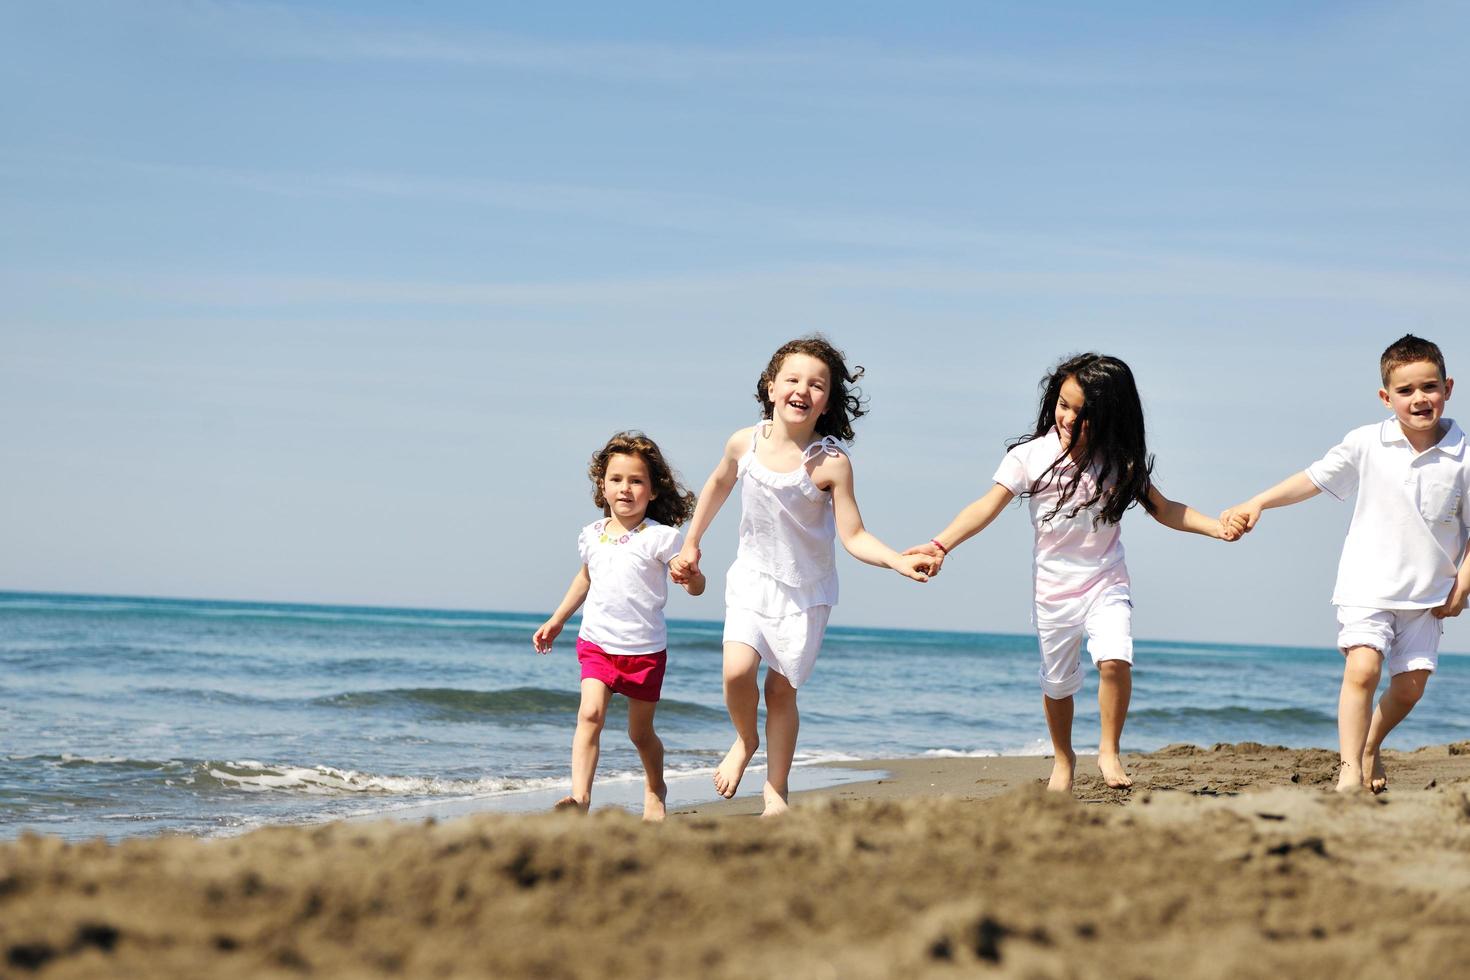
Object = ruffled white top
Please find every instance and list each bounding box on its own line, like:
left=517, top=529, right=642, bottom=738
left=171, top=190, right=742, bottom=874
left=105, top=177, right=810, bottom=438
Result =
left=725, top=426, right=843, bottom=617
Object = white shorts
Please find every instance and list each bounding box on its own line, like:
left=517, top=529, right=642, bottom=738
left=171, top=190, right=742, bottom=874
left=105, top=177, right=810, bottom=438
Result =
left=1336, top=606, right=1443, bottom=675
left=723, top=605, right=832, bottom=690
left=1035, top=585, right=1133, bottom=700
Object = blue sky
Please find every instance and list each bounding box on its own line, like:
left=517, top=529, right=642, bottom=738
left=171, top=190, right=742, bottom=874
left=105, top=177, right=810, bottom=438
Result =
left=2, top=1, right=1468, bottom=649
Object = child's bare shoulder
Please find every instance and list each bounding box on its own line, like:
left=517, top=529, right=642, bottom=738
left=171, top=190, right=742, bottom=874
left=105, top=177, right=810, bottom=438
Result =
left=725, top=426, right=756, bottom=456
left=810, top=444, right=853, bottom=485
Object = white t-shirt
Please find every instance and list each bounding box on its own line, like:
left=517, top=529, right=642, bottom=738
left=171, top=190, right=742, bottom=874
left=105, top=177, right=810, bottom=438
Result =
left=994, top=429, right=1130, bottom=626
left=576, top=517, right=683, bottom=655
left=1306, top=418, right=1469, bottom=609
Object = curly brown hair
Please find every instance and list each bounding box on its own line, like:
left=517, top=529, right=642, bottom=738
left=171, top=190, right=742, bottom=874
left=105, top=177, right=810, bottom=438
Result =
left=754, top=334, right=867, bottom=442
left=587, top=431, right=696, bottom=527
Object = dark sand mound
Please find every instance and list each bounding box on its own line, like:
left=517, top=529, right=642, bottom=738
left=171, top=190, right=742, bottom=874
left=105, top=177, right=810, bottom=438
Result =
left=6, top=744, right=1470, bottom=978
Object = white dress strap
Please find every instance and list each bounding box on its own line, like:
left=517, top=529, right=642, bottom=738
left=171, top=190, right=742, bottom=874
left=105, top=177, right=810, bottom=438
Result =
left=802, top=435, right=845, bottom=461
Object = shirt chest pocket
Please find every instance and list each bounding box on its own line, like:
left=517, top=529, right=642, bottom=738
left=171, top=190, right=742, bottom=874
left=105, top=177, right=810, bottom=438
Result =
left=1419, top=479, right=1462, bottom=526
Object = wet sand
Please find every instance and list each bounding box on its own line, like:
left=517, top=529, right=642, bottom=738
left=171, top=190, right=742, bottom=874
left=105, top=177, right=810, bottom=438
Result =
left=6, top=742, right=1470, bottom=978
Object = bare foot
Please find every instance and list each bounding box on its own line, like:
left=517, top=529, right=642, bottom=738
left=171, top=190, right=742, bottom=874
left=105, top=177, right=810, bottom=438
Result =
left=642, top=782, right=667, bottom=823
left=713, top=736, right=758, bottom=799
left=1047, top=751, right=1076, bottom=792
left=1335, top=762, right=1367, bottom=794
left=759, top=782, right=789, bottom=818
left=1098, top=752, right=1133, bottom=789
left=1363, top=747, right=1387, bottom=794
left=553, top=795, right=589, bottom=813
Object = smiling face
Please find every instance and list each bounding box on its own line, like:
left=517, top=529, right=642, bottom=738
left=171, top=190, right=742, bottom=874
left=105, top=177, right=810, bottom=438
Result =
left=1381, top=359, right=1453, bottom=448
left=601, top=453, right=655, bottom=528
left=1054, top=375, right=1086, bottom=451
left=767, top=353, right=832, bottom=431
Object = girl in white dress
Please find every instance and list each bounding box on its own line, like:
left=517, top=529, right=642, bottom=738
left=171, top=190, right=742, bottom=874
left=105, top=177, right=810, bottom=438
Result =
left=673, top=336, right=931, bottom=816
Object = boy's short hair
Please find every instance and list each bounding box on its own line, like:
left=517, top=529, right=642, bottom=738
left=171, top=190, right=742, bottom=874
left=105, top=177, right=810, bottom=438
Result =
left=1380, top=334, right=1446, bottom=385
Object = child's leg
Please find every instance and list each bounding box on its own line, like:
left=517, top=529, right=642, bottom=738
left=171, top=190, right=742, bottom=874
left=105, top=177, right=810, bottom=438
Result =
left=626, top=697, right=667, bottom=822
left=1086, top=589, right=1135, bottom=789
left=1037, top=622, right=1087, bottom=792
left=715, top=641, right=762, bottom=798
left=761, top=669, right=799, bottom=817
left=560, top=678, right=612, bottom=810
left=1042, top=694, right=1076, bottom=792
left=1363, top=670, right=1429, bottom=793
left=1361, top=610, right=1441, bottom=793
left=1096, top=660, right=1133, bottom=789
left=1336, top=645, right=1383, bottom=792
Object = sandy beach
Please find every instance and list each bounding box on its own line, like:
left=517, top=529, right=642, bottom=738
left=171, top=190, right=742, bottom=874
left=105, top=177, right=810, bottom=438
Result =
left=6, top=742, right=1470, bottom=978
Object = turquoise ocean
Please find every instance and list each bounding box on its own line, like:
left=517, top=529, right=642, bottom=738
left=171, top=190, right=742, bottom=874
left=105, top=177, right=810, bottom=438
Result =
left=4, top=590, right=1469, bottom=842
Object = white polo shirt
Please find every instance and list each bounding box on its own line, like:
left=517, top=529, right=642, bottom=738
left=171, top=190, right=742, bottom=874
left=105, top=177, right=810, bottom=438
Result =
left=1306, top=418, right=1470, bottom=609
left=994, top=429, right=1130, bottom=626
left=576, top=518, right=684, bottom=655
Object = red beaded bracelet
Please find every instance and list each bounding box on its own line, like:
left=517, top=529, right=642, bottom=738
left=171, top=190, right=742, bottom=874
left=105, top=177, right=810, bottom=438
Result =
left=930, top=538, right=949, bottom=555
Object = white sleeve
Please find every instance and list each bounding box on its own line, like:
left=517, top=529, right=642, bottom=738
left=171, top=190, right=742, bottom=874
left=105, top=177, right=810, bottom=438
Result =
left=1305, top=431, right=1361, bottom=501
left=653, top=527, right=683, bottom=564
left=992, top=446, right=1030, bottom=497
left=577, top=526, right=592, bottom=565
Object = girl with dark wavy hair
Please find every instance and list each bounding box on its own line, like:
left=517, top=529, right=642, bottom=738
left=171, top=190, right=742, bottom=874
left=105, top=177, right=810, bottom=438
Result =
left=909, top=354, right=1244, bottom=793
left=671, top=335, right=932, bottom=816
left=532, top=431, right=705, bottom=821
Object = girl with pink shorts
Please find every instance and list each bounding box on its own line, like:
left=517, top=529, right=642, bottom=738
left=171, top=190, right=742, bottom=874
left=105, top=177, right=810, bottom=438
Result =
left=533, top=432, right=704, bottom=822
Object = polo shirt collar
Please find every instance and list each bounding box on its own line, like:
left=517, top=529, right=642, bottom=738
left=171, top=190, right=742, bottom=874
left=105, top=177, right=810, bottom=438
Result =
left=1378, top=419, right=1408, bottom=446
left=1378, top=417, right=1466, bottom=457
left=1437, top=419, right=1466, bottom=458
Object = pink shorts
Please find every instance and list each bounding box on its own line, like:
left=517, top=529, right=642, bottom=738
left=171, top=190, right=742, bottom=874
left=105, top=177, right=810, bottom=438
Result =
left=575, top=637, right=667, bottom=702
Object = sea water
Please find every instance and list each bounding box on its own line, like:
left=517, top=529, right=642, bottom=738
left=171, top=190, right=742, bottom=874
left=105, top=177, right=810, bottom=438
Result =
left=3, top=591, right=1468, bottom=841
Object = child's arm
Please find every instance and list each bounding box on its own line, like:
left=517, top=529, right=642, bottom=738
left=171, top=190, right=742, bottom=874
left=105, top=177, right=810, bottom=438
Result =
left=1220, top=472, right=1322, bottom=534
left=532, top=565, right=591, bottom=653
left=671, top=428, right=749, bottom=582
left=1146, top=486, right=1241, bottom=540
left=820, top=453, right=929, bottom=582
left=674, top=561, right=707, bottom=597
left=903, top=483, right=1017, bottom=575
left=1433, top=542, right=1470, bottom=619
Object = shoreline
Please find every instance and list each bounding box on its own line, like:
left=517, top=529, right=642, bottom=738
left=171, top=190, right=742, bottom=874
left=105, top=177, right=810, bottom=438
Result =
left=7, top=742, right=1470, bottom=976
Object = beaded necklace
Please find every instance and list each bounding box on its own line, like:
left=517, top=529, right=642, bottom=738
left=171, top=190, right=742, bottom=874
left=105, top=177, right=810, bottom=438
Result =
left=597, top=519, right=649, bottom=545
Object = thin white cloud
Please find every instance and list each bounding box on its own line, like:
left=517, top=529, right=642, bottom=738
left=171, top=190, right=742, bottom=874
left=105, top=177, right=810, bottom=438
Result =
left=184, top=0, right=1244, bottom=88
left=78, top=157, right=1470, bottom=262
left=17, top=251, right=1468, bottom=313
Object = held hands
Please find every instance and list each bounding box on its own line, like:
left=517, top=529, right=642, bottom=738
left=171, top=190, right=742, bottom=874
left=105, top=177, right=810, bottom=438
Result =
left=891, top=552, right=933, bottom=583
left=902, top=541, right=946, bottom=577
left=1433, top=582, right=1469, bottom=619
left=532, top=620, right=563, bottom=654
left=669, top=543, right=702, bottom=585
left=1214, top=511, right=1250, bottom=542
left=1218, top=501, right=1262, bottom=539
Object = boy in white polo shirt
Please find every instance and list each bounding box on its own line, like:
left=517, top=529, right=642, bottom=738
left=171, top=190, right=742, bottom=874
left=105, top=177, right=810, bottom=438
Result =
left=1224, top=335, right=1470, bottom=793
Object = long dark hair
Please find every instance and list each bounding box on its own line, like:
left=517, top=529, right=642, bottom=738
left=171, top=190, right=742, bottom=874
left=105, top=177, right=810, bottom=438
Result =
left=1009, top=353, right=1156, bottom=526
left=755, top=334, right=867, bottom=443
left=587, top=431, right=697, bottom=527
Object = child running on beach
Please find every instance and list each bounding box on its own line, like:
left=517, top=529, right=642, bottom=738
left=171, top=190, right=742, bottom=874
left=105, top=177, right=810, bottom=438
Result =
left=532, top=431, right=705, bottom=822
left=671, top=335, right=931, bottom=817
left=908, top=353, right=1242, bottom=793
left=1222, top=335, right=1469, bottom=794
